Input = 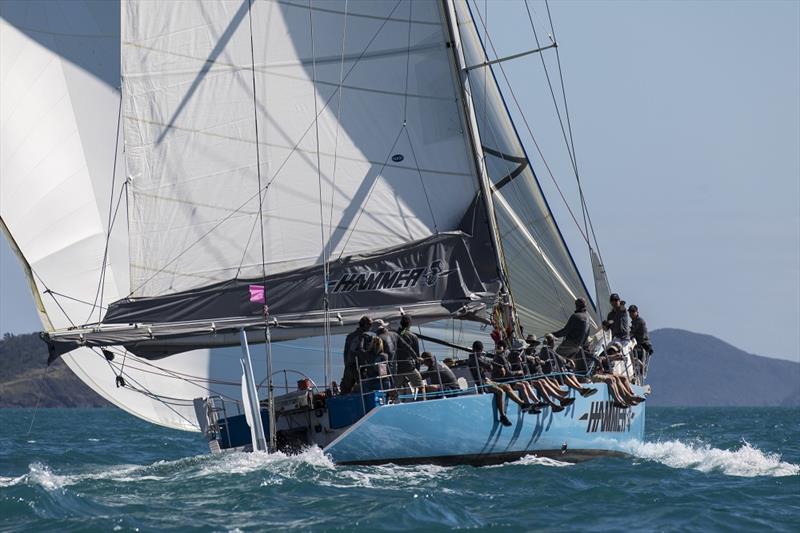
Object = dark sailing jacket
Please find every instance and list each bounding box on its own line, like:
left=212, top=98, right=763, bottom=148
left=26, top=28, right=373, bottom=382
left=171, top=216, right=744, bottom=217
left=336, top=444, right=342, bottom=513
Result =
left=606, top=306, right=631, bottom=340
left=468, top=351, right=493, bottom=383
left=552, top=309, right=591, bottom=347
left=396, top=328, right=420, bottom=373
left=491, top=351, right=514, bottom=381
left=343, top=328, right=372, bottom=367
left=631, top=316, right=652, bottom=353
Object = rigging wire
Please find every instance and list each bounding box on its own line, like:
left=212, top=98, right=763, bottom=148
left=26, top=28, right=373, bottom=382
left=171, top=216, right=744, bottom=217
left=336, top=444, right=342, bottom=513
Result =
left=25, top=364, right=51, bottom=435
left=85, top=91, right=124, bottom=324
left=308, top=0, right=333, bottom=392
left=523, top=0, right=589, bottom=242
left=400, top=0, right=438, bottom=234
left=325, top=0, right=349, bottom=388
left=467, top=2, right=590, bottom=246
left=543, top=0, right=605, bottom=263
left=247, top=0, right=276, bottom=452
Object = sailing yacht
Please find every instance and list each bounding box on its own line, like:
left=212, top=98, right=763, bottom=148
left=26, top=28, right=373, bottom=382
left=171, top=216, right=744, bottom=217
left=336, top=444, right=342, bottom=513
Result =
left=1, top=0, right=646, bottom=465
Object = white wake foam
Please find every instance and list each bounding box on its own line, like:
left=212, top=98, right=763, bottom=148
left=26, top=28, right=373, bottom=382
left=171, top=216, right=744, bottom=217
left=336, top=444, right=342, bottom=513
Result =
left=509, top=455, right=573, bottom=468
left=0, top=449, right=333, bottom=491
left=197, top=445, right=335, bottom=478
left=626, top=440, right=800, bottom=477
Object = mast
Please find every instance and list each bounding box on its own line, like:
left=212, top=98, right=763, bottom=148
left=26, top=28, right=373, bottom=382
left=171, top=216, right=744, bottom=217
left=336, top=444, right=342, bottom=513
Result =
left=440, top=0, right=519, bottom=335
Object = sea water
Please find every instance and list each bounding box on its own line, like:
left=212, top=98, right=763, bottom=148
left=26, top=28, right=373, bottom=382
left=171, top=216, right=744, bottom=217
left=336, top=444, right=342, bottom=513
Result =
left=0, top=407, right=798, bottom=532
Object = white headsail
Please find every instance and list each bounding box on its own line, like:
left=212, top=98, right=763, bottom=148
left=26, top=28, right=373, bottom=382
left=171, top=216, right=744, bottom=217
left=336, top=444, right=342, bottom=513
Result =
left=452, top=0, right=596, bottom=334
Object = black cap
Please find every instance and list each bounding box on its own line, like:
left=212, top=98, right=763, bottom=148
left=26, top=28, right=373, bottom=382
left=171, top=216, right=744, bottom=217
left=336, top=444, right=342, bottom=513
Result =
left=575, top=297, right=587, bottom=310
left=609, top=293, right=620, bottom=302
left=629, top=304, right=638, bottom=313
left=472, top=340, right=484, bottom=352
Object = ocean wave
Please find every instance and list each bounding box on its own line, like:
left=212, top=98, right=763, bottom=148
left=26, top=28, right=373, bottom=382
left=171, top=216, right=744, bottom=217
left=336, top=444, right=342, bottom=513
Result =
left=626, top=439, right=800, bottom=477
left=1, top=458, right=196, bottom=491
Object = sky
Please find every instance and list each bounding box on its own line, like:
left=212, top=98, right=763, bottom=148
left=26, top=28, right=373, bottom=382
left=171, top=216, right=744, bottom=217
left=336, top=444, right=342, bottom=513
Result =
left=1, top=0, right=799, bottom=362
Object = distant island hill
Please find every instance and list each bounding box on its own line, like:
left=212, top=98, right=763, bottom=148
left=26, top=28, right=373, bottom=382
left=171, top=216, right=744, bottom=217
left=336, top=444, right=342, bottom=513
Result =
left=1, top=329, right=798, bottom=408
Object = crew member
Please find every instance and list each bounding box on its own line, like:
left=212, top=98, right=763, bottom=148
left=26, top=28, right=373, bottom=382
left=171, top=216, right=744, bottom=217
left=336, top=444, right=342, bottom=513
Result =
left=492, top=340, right=542, bottom=411
left=540, top=334, right=597, bottom=398
left=629, top=304, right=653, bottom=380
left=607, top=293, right=631, bottom=342
left=421, top=352, right=459, bottom=392
left=395, top=315, right=426, bottom=394
left=375, top=319, right=400, bottom=374
left=340, top=316, right=373, bottom=394
left=550, top=298, right=591, bottom=369
left=469, top=340, right=532, bottom=426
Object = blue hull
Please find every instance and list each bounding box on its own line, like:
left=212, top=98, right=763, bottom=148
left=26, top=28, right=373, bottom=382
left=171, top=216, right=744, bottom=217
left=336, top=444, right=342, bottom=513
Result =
left=324, top=387, right=645, bottom=466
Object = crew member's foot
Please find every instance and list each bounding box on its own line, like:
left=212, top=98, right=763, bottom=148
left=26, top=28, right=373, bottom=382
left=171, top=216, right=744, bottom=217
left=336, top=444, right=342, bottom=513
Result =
left=535, top=401, right=549, bottom=409
left=550, top=404, right=565, bottom=413
left=526, top=404, right=542, bottom=414
left=499, top=414, right=513, bottom=427
left=612, top=401, right=629, bottom=409
left=632, top=396, right=646, bottom=402
left=579, top=388, right=598, bottom=398
left=559, top=397, right=576, bottom=407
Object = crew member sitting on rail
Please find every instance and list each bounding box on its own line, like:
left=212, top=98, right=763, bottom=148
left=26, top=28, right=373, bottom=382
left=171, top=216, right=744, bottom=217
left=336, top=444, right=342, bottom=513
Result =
left=395, top=315, right=426, bottom=395
left=589, top=343, right=645, bottom=408
left=469, top=340, right=532, bottom=426
left=340, top=315, right=373, bottom=394
left=492, top=340, right=543, bottom=412
left=513, top=337, right=573, bottom=410
left=540, top=334, right=597, bottom=398
left=421, top=352, right=459, bottom=392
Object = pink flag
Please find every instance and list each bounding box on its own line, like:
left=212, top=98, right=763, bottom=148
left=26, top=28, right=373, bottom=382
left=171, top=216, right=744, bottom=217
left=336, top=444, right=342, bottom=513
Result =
left=249, top=285, right=266, bottom=304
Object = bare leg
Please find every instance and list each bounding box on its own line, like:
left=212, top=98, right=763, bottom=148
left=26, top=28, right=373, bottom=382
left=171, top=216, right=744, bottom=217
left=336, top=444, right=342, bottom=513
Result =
left=515, top=381, right=538, bottom=404
left=595, top=375, right=628, bottom=405
left=530, top=381, right=564, bottom=411
left=501, top=384, right=528, bottom=407
left=613, top=376, right=644, bottom=403
left=564, top=374, right=597, bottom=396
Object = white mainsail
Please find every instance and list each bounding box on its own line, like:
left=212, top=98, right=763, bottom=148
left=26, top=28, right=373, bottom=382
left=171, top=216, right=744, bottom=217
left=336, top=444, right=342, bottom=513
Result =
left=1, top=0, right=598, bottom=431
left=122, top=0, right=483, bottom=297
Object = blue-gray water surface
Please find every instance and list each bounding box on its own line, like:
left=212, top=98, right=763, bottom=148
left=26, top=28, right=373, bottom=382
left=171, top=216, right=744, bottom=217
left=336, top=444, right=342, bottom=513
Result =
left=1, top=407, right=798, bottom=532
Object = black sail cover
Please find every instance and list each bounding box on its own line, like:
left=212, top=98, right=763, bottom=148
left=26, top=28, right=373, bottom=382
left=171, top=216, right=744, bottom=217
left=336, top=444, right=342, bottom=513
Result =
left=43, top=196, right=501, bottom=361
left=103, top=230, right=498, bottom=328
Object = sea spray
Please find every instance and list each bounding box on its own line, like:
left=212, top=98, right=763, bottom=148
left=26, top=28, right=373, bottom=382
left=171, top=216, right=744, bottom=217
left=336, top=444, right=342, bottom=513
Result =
left=626, top=439, right=799, bottom=477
